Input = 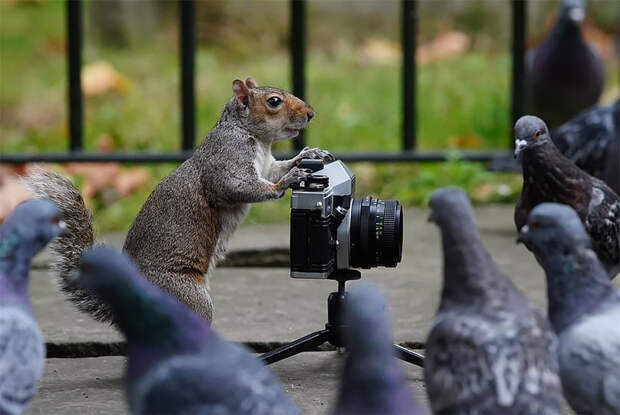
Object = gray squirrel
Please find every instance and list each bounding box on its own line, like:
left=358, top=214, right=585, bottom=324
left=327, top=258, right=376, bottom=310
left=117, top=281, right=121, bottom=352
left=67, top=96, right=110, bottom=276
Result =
left=23, top=77, right=333, bottom=323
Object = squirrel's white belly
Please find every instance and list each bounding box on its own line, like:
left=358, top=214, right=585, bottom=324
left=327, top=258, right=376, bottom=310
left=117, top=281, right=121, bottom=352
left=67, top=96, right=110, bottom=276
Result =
left=254, top=142, right=273, bottom=178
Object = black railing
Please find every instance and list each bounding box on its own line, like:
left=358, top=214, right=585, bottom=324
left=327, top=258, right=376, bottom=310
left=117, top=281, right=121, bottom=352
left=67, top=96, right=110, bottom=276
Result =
left=0, top=0, right=526, bottom=164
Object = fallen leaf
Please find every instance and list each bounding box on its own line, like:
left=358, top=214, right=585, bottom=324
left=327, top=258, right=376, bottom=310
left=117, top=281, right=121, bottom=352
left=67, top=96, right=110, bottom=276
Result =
left=0, top=174, right=33, bottom=223
left=114, top=168, right=149, bottom=197
left=82, top=61, right=130, bottom=97
left=64, top=162, right=121, bottom=199
left=357, top=38, right=401, bottom=65
left=417, top=31, right=471, bottom=64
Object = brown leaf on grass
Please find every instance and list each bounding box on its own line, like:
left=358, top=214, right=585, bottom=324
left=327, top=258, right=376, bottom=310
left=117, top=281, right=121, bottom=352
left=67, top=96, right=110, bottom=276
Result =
left=0, top=165, right=34, bottom=223
left=417, top=31, right=471, bottom=64
left=357, top=38, right=400, bottom=65
left=64, top=163, right=121, bottom=199
left=82, top=61, right=130, bottom=97
left=114, top=168, right=150, bottom=197
left=449, top=134, right=482, bottom=149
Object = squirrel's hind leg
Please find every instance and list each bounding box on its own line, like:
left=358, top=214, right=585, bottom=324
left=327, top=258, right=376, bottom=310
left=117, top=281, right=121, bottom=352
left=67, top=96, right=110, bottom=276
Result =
left=155, top=272, right=214, bottom=322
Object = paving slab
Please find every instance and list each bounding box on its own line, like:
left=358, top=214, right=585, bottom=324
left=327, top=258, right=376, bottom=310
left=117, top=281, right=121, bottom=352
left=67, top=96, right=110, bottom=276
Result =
left=28, top=352, right=428, bottom=415
left=30, top=205, right=619, bottom=346
left=29, top=353, right=576, bottom=415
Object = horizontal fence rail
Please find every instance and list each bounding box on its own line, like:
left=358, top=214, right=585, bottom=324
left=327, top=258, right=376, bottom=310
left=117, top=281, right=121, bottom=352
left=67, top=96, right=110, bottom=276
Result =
left=0, top=0, right=527, bottom=165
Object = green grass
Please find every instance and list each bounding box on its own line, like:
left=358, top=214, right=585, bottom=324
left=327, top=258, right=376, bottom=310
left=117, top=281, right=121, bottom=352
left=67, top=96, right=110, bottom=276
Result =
left=1, top=1, right=617, bottom=232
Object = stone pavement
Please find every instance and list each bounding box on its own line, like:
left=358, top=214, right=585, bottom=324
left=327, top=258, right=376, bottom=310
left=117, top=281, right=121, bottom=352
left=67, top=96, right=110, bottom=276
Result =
left=27, top=206, right=614, bottom=414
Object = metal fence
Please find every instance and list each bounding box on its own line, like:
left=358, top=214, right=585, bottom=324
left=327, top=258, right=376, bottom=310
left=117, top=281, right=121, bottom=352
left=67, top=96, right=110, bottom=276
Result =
left=0, top=0, right=526, bottom=165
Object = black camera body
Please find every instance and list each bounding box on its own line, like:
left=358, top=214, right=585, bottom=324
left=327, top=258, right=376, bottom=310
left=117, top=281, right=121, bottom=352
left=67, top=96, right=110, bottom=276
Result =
left=290, top=160, right=403, bottom=279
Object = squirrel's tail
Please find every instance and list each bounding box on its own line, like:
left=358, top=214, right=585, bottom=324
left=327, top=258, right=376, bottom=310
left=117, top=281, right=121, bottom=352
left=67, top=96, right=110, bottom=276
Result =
left=22, top=167, right=113, bottom=322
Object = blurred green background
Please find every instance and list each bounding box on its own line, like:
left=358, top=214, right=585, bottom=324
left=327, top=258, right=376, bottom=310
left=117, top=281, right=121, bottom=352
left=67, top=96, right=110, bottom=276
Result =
left=1, top=0, right=618, bottom=232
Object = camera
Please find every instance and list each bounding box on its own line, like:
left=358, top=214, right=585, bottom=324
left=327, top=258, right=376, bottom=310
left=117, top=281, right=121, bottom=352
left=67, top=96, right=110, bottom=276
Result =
left=289, top=159, right=403, bottom=279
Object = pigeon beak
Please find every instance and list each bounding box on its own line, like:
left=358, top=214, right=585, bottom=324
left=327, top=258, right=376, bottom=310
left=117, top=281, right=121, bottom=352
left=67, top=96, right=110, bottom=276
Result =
left=58, top=220, right=67, bottom=235
left=568, top=7, right=585, bottom=23
left=514, top=139, right=527, bottom=160
left=517, top=224, right=529, bottom=244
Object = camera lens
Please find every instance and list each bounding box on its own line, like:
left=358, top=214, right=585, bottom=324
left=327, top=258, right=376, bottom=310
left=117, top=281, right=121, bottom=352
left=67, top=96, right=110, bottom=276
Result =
left=350, top=196, right=403, bottom=268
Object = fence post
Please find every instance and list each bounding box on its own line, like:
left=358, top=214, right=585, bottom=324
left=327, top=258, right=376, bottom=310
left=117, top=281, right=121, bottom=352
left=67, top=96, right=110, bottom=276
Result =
left=180, top=0, right=196, bottom=151
left=66, top=0, right=83, bottom=152
left=401, top=0, right=417, bottom=151
left=290, top=0, right=306, bottom=152
left=511, top=0, right=527, bottom=149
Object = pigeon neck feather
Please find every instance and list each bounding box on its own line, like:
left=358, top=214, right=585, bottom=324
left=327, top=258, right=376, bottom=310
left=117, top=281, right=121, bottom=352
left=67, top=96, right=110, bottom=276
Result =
left=543, top=247, right=616, bottom=333
left=438, top=209, right=503, bottom=306
left=522, top=143, right=590, bottom=214
left=0, top=228, right=33, bottom=304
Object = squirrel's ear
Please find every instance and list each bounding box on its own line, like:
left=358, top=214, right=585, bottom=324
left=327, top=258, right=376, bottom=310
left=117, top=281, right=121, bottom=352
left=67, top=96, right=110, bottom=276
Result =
left=232, top=79, right=250, bottom=109
left=245, top=77, right=259, bottom=89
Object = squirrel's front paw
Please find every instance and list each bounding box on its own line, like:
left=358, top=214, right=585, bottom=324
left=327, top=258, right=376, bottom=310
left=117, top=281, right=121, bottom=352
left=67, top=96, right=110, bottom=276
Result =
left=295, top=147, right=334, bottom=164
left=281, top=167, right=313, bottom=189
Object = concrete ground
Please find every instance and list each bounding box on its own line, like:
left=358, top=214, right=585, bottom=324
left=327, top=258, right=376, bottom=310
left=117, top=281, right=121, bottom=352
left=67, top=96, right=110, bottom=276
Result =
left=27, top=206, right=615, bottom=414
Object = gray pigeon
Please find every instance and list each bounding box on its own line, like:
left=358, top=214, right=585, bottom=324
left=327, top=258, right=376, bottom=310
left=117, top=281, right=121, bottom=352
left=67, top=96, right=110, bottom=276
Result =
left=0, top=199, right=65, bottom=415
left=425, top=187, right=563, bottom=415
left=75, top=246, right=300, bottom=415
left=514, top=115, right=620, bottom=278
left=529, top=0, right=605, bottom=129
left=335, top=283, right=423, bottom=415
left=518, top=203, right=620, bottom=414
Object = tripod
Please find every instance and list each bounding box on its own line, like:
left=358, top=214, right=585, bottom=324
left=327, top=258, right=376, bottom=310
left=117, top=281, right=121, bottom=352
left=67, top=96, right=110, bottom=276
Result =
left=260, top=269, right=424, bottom=367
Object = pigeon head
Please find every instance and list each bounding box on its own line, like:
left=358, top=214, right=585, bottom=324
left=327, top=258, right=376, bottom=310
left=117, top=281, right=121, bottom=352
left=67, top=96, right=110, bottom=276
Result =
left=76, top=246, right=210, bottom=348
left=428, top=186, right=473, bottom=225
left=344, top=283, right=392, bottom=354
left=514, top=115, right=552, bottom=161
left=518, top=203, right=590, bottom=254
left=560, top=0, right=585, bottom=24
left=0, top=199, right=65, bottom=262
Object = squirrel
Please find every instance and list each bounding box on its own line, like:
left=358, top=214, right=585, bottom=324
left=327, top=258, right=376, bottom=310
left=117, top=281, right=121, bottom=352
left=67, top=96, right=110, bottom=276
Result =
left=23, top=77, right=333, bottom=324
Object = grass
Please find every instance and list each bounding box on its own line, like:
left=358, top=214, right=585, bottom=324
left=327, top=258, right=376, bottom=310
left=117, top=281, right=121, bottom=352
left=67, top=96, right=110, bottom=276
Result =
left=1, top=1, right=617, bottom=232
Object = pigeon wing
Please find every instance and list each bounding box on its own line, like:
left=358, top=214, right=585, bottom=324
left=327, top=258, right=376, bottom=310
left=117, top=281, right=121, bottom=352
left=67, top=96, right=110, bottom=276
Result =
left=0, top=308, right=45, bottom=415
left=585, top=180, right=620, bottom=277
left=425, top=311, right=561, bottom=414
left=132, top=346, right=300, bottom=415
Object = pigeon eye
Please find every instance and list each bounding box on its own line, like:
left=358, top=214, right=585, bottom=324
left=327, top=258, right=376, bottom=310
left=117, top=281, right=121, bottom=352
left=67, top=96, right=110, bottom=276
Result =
left=534, top=130, right=543, bottom=139
left=50, top=215, right=60, bottom=224
left=532, top=220, right=542, bottom=228
left=267, top=96, right=282, bottom=107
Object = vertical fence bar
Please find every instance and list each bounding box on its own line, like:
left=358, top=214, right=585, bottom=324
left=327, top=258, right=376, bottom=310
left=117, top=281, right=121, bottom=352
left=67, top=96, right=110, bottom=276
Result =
left=180, top=0, right=196, bottom=150
left=290, top=0, right=306, bottom=151
left=401, top=0, right=416, bottom=151
left=511, top=0, right=526, bottom=149
left=66, top=0, right=83, bottom=151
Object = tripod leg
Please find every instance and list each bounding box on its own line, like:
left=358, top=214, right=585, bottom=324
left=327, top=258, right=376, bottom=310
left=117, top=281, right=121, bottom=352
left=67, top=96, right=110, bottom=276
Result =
left=394, top=344, right=424, bottom=368
left=261, top=329, right=330, bottom=365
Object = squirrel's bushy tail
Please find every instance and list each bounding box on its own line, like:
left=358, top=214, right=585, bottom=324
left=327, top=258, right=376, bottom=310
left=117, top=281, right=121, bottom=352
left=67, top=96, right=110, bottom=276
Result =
left=22, top=167, right=113, bottom=322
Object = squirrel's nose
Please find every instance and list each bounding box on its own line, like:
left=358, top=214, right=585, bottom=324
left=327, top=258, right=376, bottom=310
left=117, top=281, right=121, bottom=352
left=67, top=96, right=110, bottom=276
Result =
left=307, top=110, right=314, bottom=121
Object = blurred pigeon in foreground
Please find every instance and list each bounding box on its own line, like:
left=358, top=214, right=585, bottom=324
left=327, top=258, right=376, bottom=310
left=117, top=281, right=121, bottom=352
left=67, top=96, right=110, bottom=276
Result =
left=0, top=199, right=65, bottom=415
left=529, top=0, right=605, bottom=129
left=519, top=203, right=620, bottom=414
left=514, top=115, right=620, bottom=278
left=425, top=187, right=563, bottom=415
left=335, top=283, right=423, bottom=415
left=76, top=246, right=300, bottom=415
left=552, top=99, right=620, bottom=194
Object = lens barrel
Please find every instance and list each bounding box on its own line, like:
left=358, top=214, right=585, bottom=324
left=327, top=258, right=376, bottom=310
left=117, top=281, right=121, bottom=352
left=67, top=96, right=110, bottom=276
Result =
left=350, top=196, right=403, bottom=268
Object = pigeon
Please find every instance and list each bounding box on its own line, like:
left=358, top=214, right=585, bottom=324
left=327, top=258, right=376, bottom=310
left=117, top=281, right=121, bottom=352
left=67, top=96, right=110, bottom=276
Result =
left=334, top=283, right=423, bottom=415
left=552, top=99, right=620, bottom=195
left=529, top=0, right=605, bottom=129
left=425, top=187, right=563, bottom=415
left=0, top=199, right=65, bottom=415
left=518, top=203, right=620, bottom=414
left=514, top=115, right=620, bottom=278
left=75, top=246, right=300, bottom=415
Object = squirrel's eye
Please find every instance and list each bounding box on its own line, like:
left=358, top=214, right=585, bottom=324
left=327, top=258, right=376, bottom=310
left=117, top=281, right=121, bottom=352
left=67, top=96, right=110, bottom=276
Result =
left=267, top=97, right=282, bottom=107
